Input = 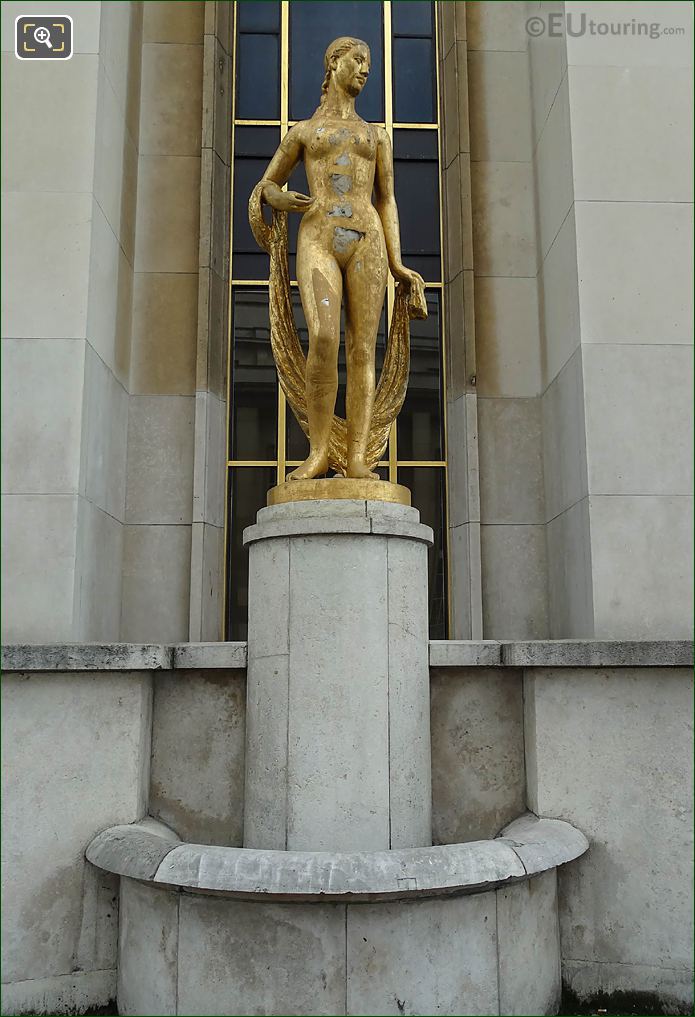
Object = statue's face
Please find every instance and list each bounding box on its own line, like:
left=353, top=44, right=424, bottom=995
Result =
left=332, top=44, right=370, bottom=98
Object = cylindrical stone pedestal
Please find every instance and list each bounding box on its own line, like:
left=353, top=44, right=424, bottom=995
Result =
left=242, top=499, right=434, bottom=852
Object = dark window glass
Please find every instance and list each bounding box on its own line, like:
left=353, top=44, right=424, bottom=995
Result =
left=392, top=1, right=433, bottom=36
left=237, top=33, right=280, bottom=119
left=237, top=1, right=280, bottom=33
left=393, top=162, right=439, bottom=254
left=393, top=128, right=438, bottom=160
left=398, top=292, right=442, bottom=460
left=393, top=37, right=435, bottom=123
left=226, top=467, right=278, bottom=640
left=286, top=290, right=387, bottom=462
left=232, top=127, right=279, bottom=279
left=398, top=467, right=447, bottom=638
left=230, top=289, right=277, bottom=460
left=235, top=126, right=281, bottom=158
left=289, top=2, right=384, bottom=122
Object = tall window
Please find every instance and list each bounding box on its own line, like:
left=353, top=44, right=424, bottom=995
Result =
left=225, top=1, right=448, bottom=639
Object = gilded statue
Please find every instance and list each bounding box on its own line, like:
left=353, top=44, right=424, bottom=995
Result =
left=249, top=36, right=427, bottom=485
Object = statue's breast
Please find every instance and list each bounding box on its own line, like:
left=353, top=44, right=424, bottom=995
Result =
left=307, top=123, right=376, bottom=160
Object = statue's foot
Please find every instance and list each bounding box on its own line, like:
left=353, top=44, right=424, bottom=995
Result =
left=347, top=460, right=380, bottom=481
left=288, top=451, right=329, bottom=481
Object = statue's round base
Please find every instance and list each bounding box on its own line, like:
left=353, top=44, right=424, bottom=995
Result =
left=267, top=477, right=410, bottom=506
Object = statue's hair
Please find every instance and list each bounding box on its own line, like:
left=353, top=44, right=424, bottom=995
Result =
left=315, top=36, right=370, bottom=113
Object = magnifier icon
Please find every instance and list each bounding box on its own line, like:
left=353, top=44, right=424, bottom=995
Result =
left=33, top=26, right=52, bottom=48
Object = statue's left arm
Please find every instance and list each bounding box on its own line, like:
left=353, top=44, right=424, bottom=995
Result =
left=374, top=128, right=423, bottom=292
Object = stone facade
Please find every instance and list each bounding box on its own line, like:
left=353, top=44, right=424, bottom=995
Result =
left=1, top=1, right=693, bottom=1014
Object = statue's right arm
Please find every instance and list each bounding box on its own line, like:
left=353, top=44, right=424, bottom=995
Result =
left=259, top=123, right=314, bottom=213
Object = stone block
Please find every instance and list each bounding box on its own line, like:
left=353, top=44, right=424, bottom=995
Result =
left=583, top=344, right=693, bottom=497
left=575, top=200, right=693, bottom=345
left=347, top=894, right=499, bottom=1015
left=535, top=75, right=573, bottom=261
left=497, top=870, right=561, bottom=1015
left=125, top=395, right=195, bottom=524
left=542, top=348, right=588, bottom=520
left=135, top=155, right=201, bottom=274
left=150, top=669, right=246, bottom=846
left=545, top=498, right=594, bottom=639
left=466, top=1, right=528, bottom=51
left=2, top=191, right=92, bottom=340
left=478, top=397, right=544, bottom=524
left=1, top=494, right=78, bottom=643
left=177, top=897, right=347, bottom=1016
left=588, top=494, right=693, bottom=639
left=143, top=1, right=205, bottom=44
left=0, top=970, right=116, bottom=1017
left=475, top=276, right=542, bottom=398
left=564, top=1, right=692, bottom=68
left=468, top=50, right=532, bottom=163
left=569, top=65, right=693, bottom=203
left=525, top=667, right=694, bottom=980
left=430, top=667, right=525, bottom=843
left=120, top=524, right=192, bottom=642
left=118, top=878, right=178, bottom=1017
left=1, top=672, right=151, bottom=986
left=131, top=272, right=198, bottom=395
left=1, top=338, right=85, bottom=496
left=471, top=161, right=536, bottom=278
left=1, top=52, right=98, bottom=193
left=540, top=208, right=581, bottom=386
left=481, top=524, right=549, bottom=639
left=73, top=497, right=124, bottom=641
left=79, top=343, right=128, bottom=521
left=243, top=653, right=291, bottom=850
left=140, top=42, right=204, bottom=157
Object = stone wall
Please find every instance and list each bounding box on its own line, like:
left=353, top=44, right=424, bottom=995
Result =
left=1, top=641, right=691, bottom=1014
left=2, top=1, right=143, bottom=642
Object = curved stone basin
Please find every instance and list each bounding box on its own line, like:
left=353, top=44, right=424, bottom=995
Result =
left=87, top=812, right=588, bottom=902
left=86, top=813, right=588, bottom=1016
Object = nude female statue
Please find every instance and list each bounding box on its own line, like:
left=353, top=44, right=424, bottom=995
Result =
left=255, top=36, right=425, bottom=481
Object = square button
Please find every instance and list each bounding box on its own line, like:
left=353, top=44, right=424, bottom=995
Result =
left=15, top=15, right=73, bottom=60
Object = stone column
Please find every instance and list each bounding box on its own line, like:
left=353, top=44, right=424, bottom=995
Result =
left=242, top=499, right=433, bottom=852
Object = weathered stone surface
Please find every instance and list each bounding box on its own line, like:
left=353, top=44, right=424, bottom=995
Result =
left=430, top=639, right=502, bottom=666
left=1, top=673, right=152, bottom=990
left=243, top=502, right=433, bottom=853
left=347, top=894, right=499, bottom=1015
left=172, top=641, right=246, bottom=669
left=1, top=642, right=171, bottom=672
left=88, top=819, right=590, bottom=900
left=431, top=667, right=525, bottom=843
left=525, top=667, right=693, bottom=1008
left=0, top=969, right=117, bottom=1017
left=498, top=813, right=589, bottom=875
left=176, top=896, right=346, bottom=1016
left=86, top=821, right=179, bottom=880
left=149, top=669, right=246, bottom=846
left=118, top=878, right=178, bottom=1017
left=502, top=639, right=693, bottom=668
left=497, top=870, right=560, bottom=1015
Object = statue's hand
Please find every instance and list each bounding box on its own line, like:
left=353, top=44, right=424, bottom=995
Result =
left=392, top=265, right=428, bottom=319
left=391, top=264, right=424, bottom=289
left=262, top=182, right=314, bottom=213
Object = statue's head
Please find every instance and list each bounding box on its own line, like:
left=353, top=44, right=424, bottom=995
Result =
left=321, top=36, right=371, bottom=102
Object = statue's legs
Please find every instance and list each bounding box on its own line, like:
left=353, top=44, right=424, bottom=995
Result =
left=289, top=245, right=343, bottom=480
left=344, top=233, right=388, bottom=479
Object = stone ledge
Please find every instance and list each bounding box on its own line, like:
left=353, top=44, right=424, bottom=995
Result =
left=0, top=643, right=174, bottom=673
left=3, top=640, right=690, bottom=673
left=86, top=813, right=588, bottom=902
left=1, top=642, right=247, bottom=673
left=430, top=640, right=693, bottom=669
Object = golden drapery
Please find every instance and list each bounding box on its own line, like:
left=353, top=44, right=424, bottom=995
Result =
left=248, top=181, right=426, bottom=476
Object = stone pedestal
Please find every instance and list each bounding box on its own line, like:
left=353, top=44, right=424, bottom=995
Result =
left=86, top=497, right=591, bottom=1016
left=242, top=500, right=433, bottom=852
